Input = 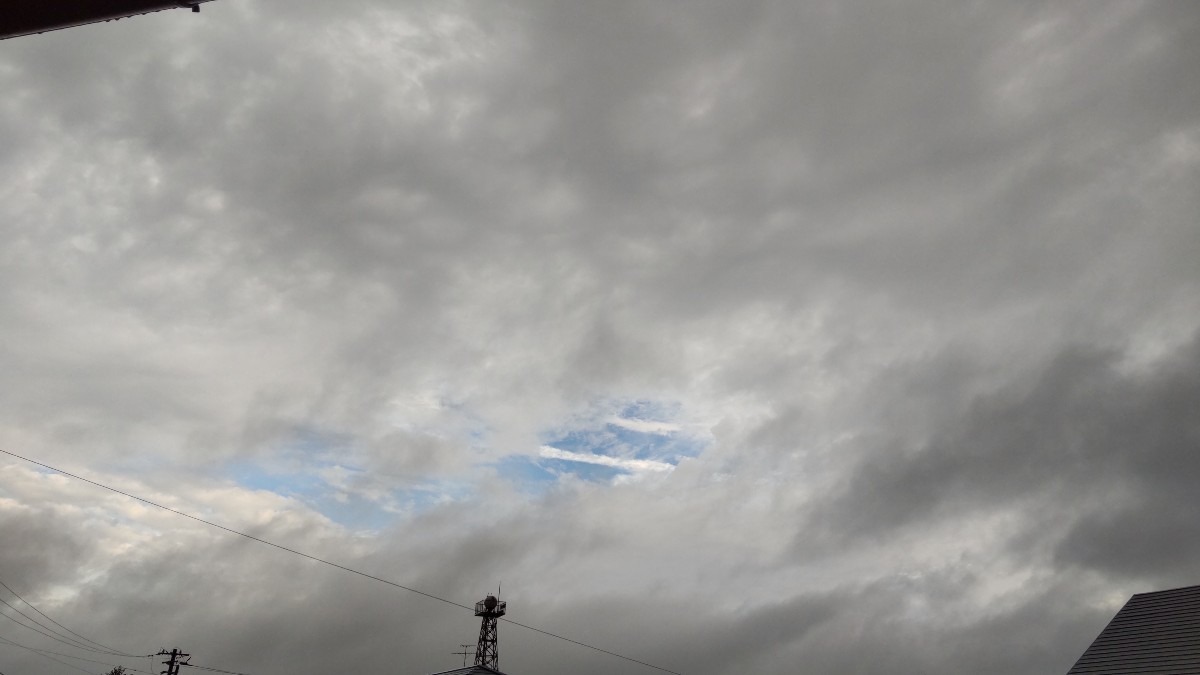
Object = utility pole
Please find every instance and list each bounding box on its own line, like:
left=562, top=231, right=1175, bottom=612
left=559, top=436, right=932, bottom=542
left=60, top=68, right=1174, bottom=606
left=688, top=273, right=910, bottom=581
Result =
left=158, top=648, right=190, bottom=675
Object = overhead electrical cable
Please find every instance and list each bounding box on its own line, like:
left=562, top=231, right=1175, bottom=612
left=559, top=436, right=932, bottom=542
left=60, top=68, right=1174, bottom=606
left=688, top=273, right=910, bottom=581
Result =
left=0, top=579, right=131, bottom=657
left=0, top=605, right=127, bottom=658
left=181, top=663, right=255, bottom=675
left=0, top=596, right=130, bottom=657
left=0, top=448, right=684, bottom=675
left=31, top=649, right=151, bottom=673
left=0, top=633, right=96, bottom=675
left=0, top=636, right=154, bottom=675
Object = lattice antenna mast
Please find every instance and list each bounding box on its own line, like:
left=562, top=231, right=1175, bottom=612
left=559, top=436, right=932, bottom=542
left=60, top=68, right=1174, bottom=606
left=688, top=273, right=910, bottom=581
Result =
left=473, top=593, right=506, bottom=670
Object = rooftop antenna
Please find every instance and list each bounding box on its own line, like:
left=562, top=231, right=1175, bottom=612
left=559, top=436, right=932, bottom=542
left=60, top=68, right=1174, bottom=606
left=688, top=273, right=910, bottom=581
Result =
left=473, top=589, right=506, bottom=671
left=453, top=644, right=476, bottom=668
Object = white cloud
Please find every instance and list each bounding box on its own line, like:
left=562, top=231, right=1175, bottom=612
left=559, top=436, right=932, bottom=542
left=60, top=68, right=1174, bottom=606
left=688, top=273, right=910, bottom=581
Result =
left=539, top=445, right=675, bottom=474
left=606, top=416, right=681, bottom=435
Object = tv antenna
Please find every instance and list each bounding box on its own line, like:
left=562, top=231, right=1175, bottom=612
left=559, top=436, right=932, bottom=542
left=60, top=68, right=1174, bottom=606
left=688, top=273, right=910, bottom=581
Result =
left=453, top=644, right=476, bottom=668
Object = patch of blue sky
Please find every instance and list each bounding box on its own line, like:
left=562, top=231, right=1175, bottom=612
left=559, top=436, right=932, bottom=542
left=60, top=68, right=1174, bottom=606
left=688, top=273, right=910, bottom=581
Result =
left=227, top=425, right=467, bottom=530
left=602, top=422, right=703, bottom=462
left=626, top=428, right=708, bottom=463
left=494, top=455, right=626, bottom=494
left=510, top=397, right=711, bottom=485
left=228, top=461, right=327, bottom=499
left=550, top=428, right=620, bottom=456
left=544, top=418, right=704, bottom=465
left=227, top=426, right=356, bottom=490
left=618, top=399, right=681, bottom=422
left=305, top=490, right=397, bottom=531
left=494, top=455, right=557, bottom=495
left=539, top=457, right=627, bottom=482
left=231, top=460, right=467, bottom=530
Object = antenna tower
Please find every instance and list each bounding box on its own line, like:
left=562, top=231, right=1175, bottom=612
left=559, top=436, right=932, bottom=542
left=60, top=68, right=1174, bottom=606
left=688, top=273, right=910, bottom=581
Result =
left=473, top=593, right=506, bottom=671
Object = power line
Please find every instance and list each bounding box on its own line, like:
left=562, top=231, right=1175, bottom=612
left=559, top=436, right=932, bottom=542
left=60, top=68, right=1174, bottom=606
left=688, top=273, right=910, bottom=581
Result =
left=0, top=579, right=130, bottom=657
left=0, top=448, right=684, bottom=675
left=0, top=635, right=154, bottom=675
left=41, top=651, right=154, bottom=674
left=0, top=604, right=126, bottom=658
left=0, top=450, right=469, bottom=613
left=0, top=594, right=130, bottom=657
left=0, top=633, right=97, bottom=675
left=181, top=663, right=254, bottom=675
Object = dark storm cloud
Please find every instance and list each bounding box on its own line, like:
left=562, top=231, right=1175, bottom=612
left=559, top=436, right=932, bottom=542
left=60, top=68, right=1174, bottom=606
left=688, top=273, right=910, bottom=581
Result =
left=813, top=330, right=1200, bottom=574
left=491, top=570, right=1115, bottom=675
left=1053, top=337, right=1200, bottom=584
left=0, top=499, right=91, bottom=586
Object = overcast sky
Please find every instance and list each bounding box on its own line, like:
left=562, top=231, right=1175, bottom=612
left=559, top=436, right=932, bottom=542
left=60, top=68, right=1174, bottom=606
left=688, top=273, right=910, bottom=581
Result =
left=1, top=2, right=1198, bottom=674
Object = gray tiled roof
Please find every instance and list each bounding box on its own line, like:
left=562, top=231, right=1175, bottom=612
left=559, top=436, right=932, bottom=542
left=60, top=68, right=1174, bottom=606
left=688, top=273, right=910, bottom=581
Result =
left=1067, top=584, right=1200, bottom=674
left=428, top=667, right=506, bottom=675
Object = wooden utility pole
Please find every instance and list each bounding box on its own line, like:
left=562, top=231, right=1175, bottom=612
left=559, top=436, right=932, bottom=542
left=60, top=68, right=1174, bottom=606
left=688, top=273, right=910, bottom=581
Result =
left=158, top=648, right=189, bottom=675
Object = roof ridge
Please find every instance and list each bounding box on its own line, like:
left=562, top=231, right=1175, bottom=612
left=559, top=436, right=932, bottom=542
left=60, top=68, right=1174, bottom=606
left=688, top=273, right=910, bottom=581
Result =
left=1130, top=583, right=1200, bottom=598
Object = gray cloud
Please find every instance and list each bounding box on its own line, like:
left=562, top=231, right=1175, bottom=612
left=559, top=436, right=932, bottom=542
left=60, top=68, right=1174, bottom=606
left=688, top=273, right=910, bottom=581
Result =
left=2, top=2, right=1199, bottom=675
left=803, top=338, right=1198, bottom=600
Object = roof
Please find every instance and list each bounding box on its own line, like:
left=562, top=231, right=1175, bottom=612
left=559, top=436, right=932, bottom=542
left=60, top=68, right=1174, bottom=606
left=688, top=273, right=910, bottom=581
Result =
left=1067, top=584, right=1200, bottom=674
left=1, top=0, right=216, bottom=40
left=428, top=667, right=506, bottom=675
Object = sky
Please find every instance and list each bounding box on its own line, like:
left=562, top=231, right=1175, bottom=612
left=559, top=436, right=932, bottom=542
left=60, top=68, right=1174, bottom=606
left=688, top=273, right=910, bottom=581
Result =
left=0, top=2, right=1198, bottom=674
